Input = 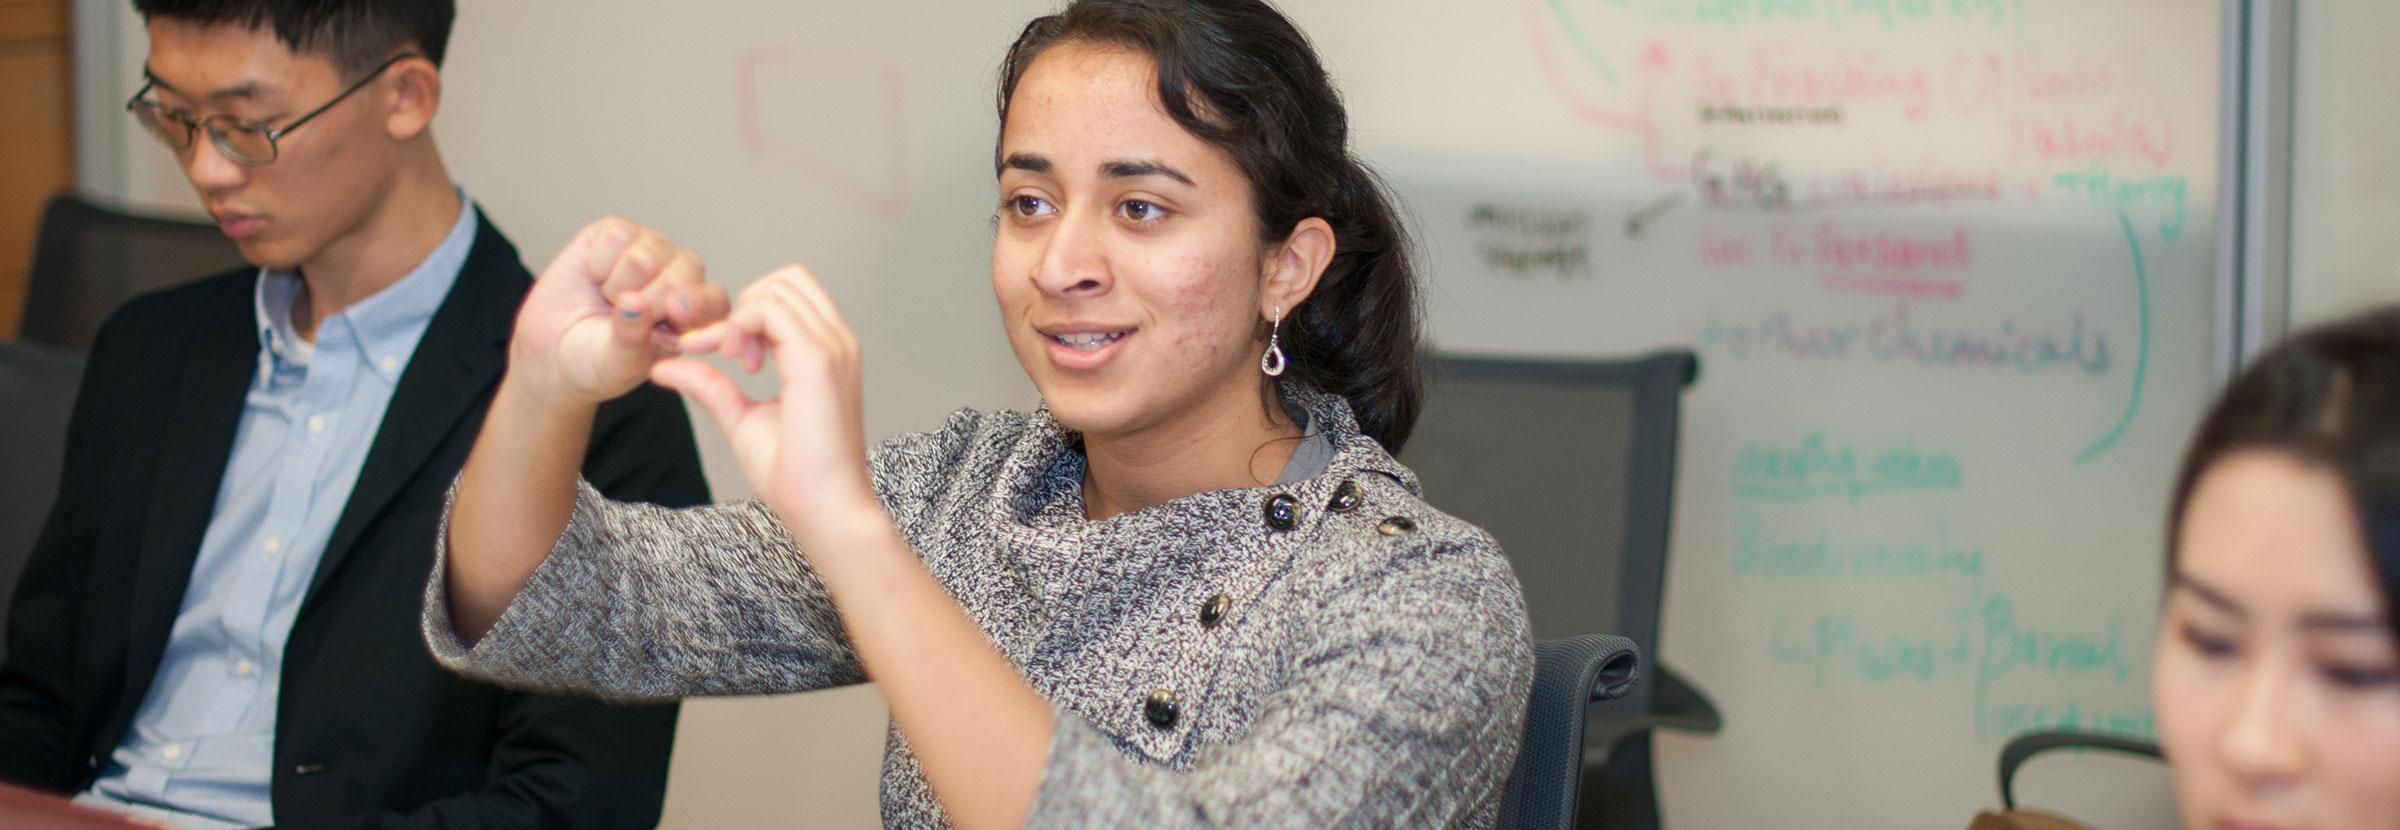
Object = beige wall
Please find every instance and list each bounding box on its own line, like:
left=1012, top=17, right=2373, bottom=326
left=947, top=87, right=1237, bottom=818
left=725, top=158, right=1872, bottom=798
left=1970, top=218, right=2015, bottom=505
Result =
left=660, top=689, right=886, bottom=828
left=2291, top=2, right=2400, bottom=327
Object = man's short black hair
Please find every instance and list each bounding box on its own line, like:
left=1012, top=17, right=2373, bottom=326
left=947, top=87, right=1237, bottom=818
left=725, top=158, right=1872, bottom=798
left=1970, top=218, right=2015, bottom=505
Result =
left=132, top=0, right=456, bottom=76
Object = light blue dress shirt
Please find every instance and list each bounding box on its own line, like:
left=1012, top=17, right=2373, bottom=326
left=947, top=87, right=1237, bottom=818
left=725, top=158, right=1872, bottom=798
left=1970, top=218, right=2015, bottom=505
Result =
left=76, top=197, right=478, bottom=830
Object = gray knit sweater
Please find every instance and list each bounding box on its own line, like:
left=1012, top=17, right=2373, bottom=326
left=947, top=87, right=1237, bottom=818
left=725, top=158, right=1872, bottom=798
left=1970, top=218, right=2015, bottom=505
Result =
left=422, top=390, right=1534, bottom=828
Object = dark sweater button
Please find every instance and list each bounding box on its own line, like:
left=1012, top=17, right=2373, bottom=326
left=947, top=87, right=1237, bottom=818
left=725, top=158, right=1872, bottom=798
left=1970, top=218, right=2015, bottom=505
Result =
left=1326, top=479, right=1363, bottom=513
left=1377, top=516, right=1417, bottom=536
left=1144, top=689, right=1180, bottom=728
left=1263, top=493, right=1300, bottom=531
left=1200, top=593, right=1231, bottom=628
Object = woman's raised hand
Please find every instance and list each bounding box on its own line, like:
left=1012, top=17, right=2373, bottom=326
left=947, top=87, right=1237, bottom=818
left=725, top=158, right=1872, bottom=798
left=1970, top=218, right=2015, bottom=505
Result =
left=652, top=265, right=879, bottom=537
left=511, top=217, right=729, bottom=410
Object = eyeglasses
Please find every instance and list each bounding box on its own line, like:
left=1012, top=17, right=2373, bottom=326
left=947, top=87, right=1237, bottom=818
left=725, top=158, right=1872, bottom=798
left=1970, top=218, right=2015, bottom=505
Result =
left=125, top=52, right=422, bottom=166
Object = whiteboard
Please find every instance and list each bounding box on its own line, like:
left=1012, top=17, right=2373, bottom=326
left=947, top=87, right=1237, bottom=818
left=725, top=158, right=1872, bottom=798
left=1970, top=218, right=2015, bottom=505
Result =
left=449, top=1, right=2217, bottom=826
left=1353, top=2, right=2216, bottom=827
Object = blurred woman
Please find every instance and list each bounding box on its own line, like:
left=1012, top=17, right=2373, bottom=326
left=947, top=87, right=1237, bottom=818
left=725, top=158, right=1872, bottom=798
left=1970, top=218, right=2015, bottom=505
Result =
left=2154, top=306, right=2400, bottom=829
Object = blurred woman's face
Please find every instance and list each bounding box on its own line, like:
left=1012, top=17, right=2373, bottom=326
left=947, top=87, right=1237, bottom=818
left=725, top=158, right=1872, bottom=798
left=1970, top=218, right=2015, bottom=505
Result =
left=2156, top=449, right=2400, bottom=830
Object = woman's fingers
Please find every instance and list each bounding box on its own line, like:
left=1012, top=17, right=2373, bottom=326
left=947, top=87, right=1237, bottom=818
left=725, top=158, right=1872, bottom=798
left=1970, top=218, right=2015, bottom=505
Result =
left=647, top=249, right=725, bottom=332
left=745, top=287, right=828, bottom=378
left=753, top=272, right=836, bottom=354
left=678, top=321, right=729, bottom=354
left=610, top=291, right=659, bottom=349
left=649, top=357, right=754, bottom=436
left=599, top=230, right=679, bottom=304
left=656, top=262, right=872, bottom=524
left=577, top=217, right=640, bottom=287
left=584, top=219, right=706, bottom=324
left=740, top=266, right=858, bottom=378
left=773, top=266, right=860, bottom=353
left=534, top=218, right=603, bottom=289
left=670, top=264, right=859, bottom=383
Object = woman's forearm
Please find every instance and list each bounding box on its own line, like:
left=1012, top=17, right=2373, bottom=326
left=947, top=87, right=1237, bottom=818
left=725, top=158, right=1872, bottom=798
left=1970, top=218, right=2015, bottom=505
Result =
left=444, top=376, right=598, bottom=643
left=806, top=514, right=1056, bottom=830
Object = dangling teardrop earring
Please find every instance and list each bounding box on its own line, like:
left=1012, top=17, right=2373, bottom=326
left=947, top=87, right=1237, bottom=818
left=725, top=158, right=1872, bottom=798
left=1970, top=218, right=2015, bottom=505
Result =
left=1260, top=305, right=1288, bottom=378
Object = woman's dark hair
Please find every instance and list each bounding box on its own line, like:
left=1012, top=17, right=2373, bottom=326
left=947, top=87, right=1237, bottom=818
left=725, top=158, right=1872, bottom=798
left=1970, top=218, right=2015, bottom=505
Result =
left=996, top=0, right=1426, bottom=452
left=2169, top=305, right=2400, bottom=641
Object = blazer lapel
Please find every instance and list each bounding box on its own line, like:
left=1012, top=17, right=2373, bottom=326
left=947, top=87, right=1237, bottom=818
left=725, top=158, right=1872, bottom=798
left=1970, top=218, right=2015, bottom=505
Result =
left=306, top=215, right=528, bottom=602
left=125, top=277, right=260, bottom=678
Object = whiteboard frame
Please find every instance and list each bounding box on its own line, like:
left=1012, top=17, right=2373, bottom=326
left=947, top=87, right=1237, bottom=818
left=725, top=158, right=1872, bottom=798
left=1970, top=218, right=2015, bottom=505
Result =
left=2220, top=0, right=2295, bottom=383
left=69, top=0, right=127, bottom=202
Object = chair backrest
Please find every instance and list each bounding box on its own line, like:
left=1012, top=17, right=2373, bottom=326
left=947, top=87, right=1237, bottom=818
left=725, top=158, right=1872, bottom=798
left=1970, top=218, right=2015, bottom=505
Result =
left=0, top=340, right=86, bottom=657
left=1400, top=351, right=1697, bottom=712
left=22, top=194, right=247, bottom=350
left=1499, top=634, right=1641, bottom=830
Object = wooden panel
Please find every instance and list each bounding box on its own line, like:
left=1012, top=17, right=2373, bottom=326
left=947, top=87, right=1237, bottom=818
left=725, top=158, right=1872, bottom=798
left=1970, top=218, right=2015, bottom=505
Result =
left=0, top=271, right=22, bottom=338
left=0, top=1, right=68, bottom=44
left=0, top=35, right=72, bottom=338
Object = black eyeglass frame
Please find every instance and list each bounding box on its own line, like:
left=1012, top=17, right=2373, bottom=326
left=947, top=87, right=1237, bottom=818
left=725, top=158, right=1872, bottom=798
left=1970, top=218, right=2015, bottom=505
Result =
left=124, top=52, right=425, bottom=166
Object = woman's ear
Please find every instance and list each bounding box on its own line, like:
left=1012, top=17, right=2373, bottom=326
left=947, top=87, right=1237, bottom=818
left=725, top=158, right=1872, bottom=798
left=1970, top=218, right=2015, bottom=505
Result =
left=384, top=56, right=442, bottom=141
left=1263, top=217, right=1336, bottom=318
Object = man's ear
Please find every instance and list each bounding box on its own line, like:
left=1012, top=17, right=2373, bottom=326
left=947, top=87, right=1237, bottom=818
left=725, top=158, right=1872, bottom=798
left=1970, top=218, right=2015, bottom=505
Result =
left=384, top=55, right=441, bottom=141
left=1262, top=216, right=1335, bottom=319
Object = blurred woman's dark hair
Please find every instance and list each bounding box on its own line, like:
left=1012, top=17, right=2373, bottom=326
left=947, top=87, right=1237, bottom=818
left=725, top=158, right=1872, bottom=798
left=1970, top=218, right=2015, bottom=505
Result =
left=2169, top=305, right=2400, bottom=640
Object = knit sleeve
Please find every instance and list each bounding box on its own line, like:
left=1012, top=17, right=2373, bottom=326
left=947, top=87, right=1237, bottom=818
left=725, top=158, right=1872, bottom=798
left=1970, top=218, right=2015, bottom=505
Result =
left=422, top=481, right=863, bottom=701
left=422, top=408, right=998, bottom=702
left=1022, top=534, right=1535, bottom=828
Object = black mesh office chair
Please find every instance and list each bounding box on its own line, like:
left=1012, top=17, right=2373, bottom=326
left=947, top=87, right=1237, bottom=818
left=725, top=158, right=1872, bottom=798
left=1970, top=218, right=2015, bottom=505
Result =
left=1500, top=634, right=1641, bottom=830
left=22, top=194, right=247, bottom=350
left=1402, top=350, right=1718, bottom=830
left=0, top=341, right=86, bottom=661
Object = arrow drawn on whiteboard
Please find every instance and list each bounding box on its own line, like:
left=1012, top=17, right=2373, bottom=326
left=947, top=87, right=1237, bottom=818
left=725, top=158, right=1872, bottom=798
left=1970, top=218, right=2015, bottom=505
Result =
left=735, top=46, right=909, bottom=222
left=1521, top=0, right=1688, bottom=184
left=1623, top=191, right=1685, bottom=239
left=2074, top=212, right=2151, bottom=465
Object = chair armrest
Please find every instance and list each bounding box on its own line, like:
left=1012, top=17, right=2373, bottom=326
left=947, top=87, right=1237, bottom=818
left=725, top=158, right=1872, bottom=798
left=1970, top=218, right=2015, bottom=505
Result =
left=1562, top=635, right=1643, bottom=703
left=1583, top=662, right=1724, bottom=753
left=1998, top=731, right=2163, bottom=810
left=1646, top=664, right=1722, bottom=733
left=1500, top=634, right=1642, bottom=830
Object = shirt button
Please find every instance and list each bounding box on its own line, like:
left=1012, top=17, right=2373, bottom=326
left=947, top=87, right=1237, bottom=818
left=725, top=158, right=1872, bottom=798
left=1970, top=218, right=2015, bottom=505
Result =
left=263, top=538, right=282, bottom=556
left=1262, top=493, right=1300, bottom=532
left=1326, top=479, right=1364, bottom=513
left=379, top=356, right=400, bottom=373
left=234, top=659, right=256, bottom=677
left=307, top=415, right=327, bottom=434
left=161, top=744, right=183, bottom=761
left=1143, top=689, right=1179, bottom=729
left=1377, top=516, right=1418, bottom=536
left=1199, top=593, right=1231, bottom=628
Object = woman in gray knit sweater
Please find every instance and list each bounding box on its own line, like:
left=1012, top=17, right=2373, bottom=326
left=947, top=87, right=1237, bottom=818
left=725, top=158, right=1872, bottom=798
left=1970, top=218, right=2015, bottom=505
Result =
left=426, top=1, right=1534, bottom=827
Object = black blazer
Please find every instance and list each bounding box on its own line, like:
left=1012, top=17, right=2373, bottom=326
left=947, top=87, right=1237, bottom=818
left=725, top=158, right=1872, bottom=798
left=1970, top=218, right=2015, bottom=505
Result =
left=0, top=214, right=711, bottom=828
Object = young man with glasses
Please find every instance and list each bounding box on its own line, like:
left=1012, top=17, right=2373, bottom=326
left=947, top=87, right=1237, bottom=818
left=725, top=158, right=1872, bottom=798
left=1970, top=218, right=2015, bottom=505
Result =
left=0, top=1, right=711, bottom=827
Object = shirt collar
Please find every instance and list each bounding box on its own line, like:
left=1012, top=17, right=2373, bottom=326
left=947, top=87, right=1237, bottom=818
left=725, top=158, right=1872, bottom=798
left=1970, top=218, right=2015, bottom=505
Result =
left=1005, top=385, right=1420, bottom=527
left=252, top=188, right=480, bottom=383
